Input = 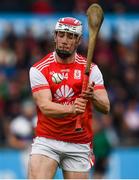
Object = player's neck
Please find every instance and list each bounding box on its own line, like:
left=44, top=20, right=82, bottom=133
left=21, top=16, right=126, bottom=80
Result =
left=55, top=52, right=75, bottom=64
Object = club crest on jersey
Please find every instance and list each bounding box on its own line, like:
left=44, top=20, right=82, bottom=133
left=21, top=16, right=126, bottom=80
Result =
left=74, top=70, right=81, bottom=79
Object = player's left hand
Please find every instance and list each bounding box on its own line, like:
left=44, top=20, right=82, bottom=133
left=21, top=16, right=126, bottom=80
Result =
left=80, top=82, right=95, bottom=100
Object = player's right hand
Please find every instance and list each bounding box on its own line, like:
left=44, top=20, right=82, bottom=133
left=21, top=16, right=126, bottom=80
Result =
left=71, top=98, right=88, bottom=114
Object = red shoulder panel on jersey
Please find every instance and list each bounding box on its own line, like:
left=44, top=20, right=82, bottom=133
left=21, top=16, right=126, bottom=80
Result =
left=33, top=52, right=55, bottom=71
left=75, top=53, right=86, bottom=64
left=76, top=53, right=96, bottom=67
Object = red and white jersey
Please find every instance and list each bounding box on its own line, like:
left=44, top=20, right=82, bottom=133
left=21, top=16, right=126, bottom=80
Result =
left=29, top=52, right=105, bottom=144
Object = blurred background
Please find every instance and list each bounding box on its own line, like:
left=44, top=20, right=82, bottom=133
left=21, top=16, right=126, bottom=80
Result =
left=0, top=0, right=139, bottom=179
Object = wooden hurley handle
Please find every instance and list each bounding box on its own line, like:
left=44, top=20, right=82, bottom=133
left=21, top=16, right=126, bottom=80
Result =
left=75, top=4, right=104, bottom=132
left=75, top=75, right=89, bottom=132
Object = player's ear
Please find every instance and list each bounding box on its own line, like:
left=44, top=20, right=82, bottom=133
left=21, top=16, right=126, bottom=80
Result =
left=77, top=36, right=82, bottom=45
left=54, top=32, right=57, bottom=43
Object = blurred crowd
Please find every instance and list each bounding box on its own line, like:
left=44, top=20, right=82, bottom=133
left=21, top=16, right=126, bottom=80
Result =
left=0, top=0, right=139, bottom=14
left=0, top=26, right=53, bottom=148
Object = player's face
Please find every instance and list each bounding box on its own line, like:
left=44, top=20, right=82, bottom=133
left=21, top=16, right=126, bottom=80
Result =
left=54, top=31, right=80, bottom=59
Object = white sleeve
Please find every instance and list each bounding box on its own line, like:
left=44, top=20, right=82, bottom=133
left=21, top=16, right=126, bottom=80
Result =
left=89, top=65, right=104, bottom=85
left=29, top=67, right=49, bottom=92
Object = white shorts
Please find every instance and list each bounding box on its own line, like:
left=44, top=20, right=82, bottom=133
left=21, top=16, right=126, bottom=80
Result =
left=30, top=137, right=93, bottom=172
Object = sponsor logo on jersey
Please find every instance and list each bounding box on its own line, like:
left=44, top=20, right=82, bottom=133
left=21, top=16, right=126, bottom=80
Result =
left=62, top=101, right=74, bottom=105
left=74, top=70, right=81, bottom=79
left=54, top=85, right=74, bottom=100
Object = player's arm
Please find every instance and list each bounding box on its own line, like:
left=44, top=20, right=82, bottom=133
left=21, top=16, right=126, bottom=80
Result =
left=29, top=67, right=87, bottom=118
left=81, top=65, right=110, bottom=114
left=88, top=85, right=110, bottom=114
left=33, top=89, right=87, bottom=118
